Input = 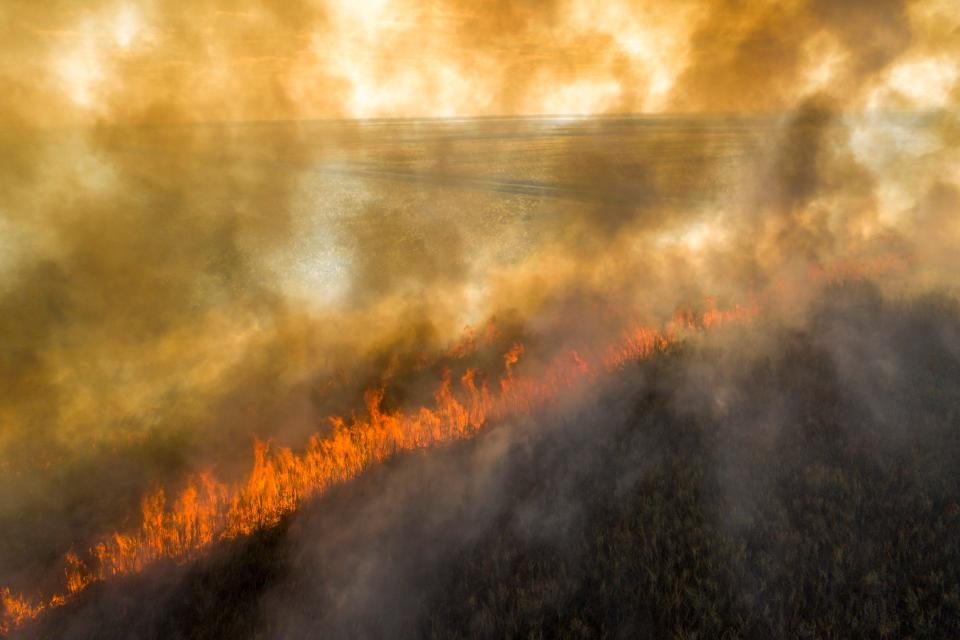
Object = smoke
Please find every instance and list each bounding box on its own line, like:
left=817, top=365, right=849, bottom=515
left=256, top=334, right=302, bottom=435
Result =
left=2, top=0, right=957, bottom=126
left=20, top=281, right=960, bottom=638
left=1, top=0, right=959, bottom=634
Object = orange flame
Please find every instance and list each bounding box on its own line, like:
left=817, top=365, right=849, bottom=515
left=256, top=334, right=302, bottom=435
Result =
left=0, top=590, right=44, bottom=636
left=0, top=298, right=758, bottom=634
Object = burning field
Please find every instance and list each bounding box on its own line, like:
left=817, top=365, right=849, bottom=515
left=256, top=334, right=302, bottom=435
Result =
left=2, top=1, right=960, bottom=638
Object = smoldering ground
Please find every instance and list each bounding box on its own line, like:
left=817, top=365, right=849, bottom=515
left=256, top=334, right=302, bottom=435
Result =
left=17, top=279, right=960, bottom=639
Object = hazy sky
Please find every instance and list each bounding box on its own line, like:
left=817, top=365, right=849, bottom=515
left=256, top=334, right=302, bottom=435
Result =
left=1, top=0, right=958, bottom=126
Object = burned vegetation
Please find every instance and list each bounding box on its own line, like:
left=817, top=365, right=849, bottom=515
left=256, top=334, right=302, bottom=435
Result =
left=19, top=282, right=960, bottom=640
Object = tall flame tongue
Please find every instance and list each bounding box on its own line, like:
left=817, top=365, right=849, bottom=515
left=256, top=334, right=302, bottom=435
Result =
left=1, top=299, right=759, bottom=634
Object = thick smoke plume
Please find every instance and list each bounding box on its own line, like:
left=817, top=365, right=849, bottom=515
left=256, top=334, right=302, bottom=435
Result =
left=1, top=0, right=958, bottom=636
left=2, top=0, right=958, bottom=124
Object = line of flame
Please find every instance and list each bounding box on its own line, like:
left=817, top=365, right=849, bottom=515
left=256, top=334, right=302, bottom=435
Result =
left=1, top=298, right=759, bottom=634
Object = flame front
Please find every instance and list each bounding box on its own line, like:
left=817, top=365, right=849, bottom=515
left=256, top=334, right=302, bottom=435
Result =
left=1, top=299, right=758, bottom=634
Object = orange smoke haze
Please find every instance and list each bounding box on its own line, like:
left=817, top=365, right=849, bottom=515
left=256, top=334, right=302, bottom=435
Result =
left=1, top=0, right=958, bottom=125
left=1, top=0, right=959, bottom=636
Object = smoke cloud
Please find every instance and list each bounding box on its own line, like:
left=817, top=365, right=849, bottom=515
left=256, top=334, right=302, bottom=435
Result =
left=1, top=0, right=958, bottom=635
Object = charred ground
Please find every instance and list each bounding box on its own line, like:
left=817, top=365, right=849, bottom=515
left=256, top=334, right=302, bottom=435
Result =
left=16, top=282, right=960, bottom=639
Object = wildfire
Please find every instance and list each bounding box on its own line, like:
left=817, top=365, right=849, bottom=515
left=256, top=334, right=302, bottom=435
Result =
left=0, top=298, right=758, bottom=635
